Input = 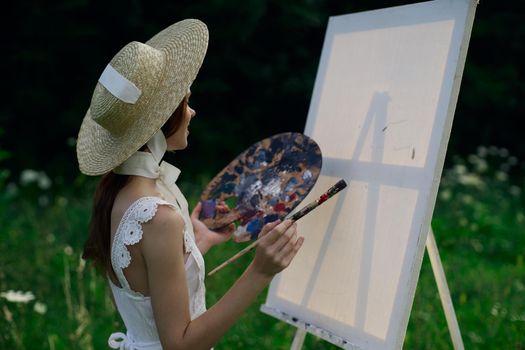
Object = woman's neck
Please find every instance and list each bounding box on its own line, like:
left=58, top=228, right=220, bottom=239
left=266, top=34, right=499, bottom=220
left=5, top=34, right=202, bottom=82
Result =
left=124, top=175, right=162, bottom=198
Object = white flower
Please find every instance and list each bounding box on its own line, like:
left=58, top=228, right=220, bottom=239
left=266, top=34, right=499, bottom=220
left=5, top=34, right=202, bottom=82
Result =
left=499, top=148, right=509, bottom=158
left=514, top=280, right=525, bottom=292
left=467, top=154, right=479, bottom=165
left=78, top=257, right=86, bottom=272
left=511, top=313, right=525, bottom=322
left=490, top=303, right=501, bottom=316
left=495, top=171, right=508, bottom=182
left=458, top=174, right=484, bottom=188
left=1, top=290, right=35, bottom=303
left=20, top=169, right=39, bottom=185
left=19, top=169, right=52, bottom=189
left=476, top=146, right=487, bottom=158
left=439, top=189, right=452, bottom=201
left=476, top=158, right=488, bottom=173
left=453, top=164, right=467, bottom=175
left=33, top=302, right=47, bottom=314
left=64, top=246, right=74, bottom=256
left=461, top=194, right=474, bottom=205
left=466, top=154, right=488, bottom=173
left=37, top=173, right=51, bottom=190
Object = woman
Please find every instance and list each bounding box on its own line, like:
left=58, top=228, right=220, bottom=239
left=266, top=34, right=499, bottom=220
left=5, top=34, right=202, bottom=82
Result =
left=76, top=19, right=304, bottom=349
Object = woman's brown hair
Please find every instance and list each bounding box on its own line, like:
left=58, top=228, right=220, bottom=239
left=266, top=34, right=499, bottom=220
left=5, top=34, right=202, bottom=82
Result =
left=82, top=97, right=188, bottom=275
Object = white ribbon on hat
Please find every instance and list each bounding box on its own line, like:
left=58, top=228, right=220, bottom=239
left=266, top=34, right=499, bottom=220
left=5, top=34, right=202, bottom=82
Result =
left=99, top=64, right=142, bottom=104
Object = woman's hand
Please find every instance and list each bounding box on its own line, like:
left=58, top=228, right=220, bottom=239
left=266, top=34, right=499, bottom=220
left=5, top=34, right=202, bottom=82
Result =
left=191, top=201, right=235, bottom=255
left=251, top=220, right=305, bottom=278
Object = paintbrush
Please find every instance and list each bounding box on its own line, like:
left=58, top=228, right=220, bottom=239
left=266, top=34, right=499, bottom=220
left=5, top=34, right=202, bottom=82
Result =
left=207, top=179, right=348, bottom=276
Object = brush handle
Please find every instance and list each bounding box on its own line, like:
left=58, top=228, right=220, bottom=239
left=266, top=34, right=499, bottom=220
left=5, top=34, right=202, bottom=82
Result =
left=207, top=239, right=260, bottom=276
left=207, top=179, right=348, bottom=276
left=288, top=179, right=346, bottom=221
left=288, top=201, right=318, bottom=221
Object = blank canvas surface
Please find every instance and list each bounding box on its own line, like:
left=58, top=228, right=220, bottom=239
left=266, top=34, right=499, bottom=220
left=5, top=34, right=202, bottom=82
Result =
left=261, top=1, right=476, bottom=349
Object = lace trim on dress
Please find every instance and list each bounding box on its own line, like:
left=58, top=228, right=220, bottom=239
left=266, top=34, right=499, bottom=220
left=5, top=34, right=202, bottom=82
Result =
left=111, top=196, right=191, bottom=294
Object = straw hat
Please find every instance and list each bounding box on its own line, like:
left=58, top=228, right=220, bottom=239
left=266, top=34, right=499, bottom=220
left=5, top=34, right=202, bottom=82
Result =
left=77, top=19, right=208, bottom=176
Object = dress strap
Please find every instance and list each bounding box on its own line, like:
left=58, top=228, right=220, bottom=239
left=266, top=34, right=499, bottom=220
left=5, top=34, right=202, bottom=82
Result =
left=111, top=197, right=175, bottom=292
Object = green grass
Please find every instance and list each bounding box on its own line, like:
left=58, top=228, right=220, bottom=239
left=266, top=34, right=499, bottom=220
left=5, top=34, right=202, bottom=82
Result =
left=1, top=146, right=524, bottom=349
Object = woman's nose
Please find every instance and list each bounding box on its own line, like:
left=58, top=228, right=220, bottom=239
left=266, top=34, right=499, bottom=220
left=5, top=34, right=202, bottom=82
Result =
left=189, top=107, right=196, bottom=119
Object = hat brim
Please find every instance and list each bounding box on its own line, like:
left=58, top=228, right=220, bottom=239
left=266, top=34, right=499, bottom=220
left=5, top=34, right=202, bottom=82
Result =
left=77, top=19, right=208, bottom=176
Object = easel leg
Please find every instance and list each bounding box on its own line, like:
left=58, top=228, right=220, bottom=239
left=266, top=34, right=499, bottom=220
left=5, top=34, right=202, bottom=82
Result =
left=291, top=328, right=307, bottom=350
left=426, top=228, right=465, bottom=350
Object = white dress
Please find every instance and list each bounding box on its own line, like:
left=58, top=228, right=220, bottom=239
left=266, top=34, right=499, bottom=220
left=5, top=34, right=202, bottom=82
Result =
left=107, top=132, right=207, bottom=349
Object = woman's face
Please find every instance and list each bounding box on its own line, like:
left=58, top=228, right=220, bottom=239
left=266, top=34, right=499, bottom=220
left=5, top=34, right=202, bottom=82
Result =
left=166, top=96, right=196, bottom=151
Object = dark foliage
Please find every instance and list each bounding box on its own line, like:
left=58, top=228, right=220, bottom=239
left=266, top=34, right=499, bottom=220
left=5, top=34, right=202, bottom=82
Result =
left=1, top=1, right=523, bottom=182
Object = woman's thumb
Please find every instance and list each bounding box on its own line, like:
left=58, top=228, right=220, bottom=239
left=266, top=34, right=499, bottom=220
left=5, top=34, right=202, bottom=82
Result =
left=258, top=219, right=281, bottom=237
left=191, top=201, right=202, bottom=219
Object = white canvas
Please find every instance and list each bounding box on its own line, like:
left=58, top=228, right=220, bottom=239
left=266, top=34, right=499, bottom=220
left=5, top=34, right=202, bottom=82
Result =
left=261, top=1, right=477, bottom=349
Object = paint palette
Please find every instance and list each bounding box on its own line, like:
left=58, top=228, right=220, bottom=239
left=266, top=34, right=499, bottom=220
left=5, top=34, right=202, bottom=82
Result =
left=199, top=132, right=322, bottom=242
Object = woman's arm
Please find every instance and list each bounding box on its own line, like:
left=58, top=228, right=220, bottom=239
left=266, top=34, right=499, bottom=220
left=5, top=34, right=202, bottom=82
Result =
left=142, top=206, right=303, bottom=350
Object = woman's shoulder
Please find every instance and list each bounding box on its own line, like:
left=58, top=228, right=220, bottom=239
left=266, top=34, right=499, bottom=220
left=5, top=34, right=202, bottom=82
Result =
left=113, top=195, right=185, bottom=247
left=141, top=204, right=185, bottom=236
left=117, top=195, right=179, bottom=223
left=111, top=185, right=180, bottom=229
left=137, top=201, right=186, bottom=261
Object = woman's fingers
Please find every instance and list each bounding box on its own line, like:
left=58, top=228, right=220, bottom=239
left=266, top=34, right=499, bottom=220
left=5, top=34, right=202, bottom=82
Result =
left=259, top=220, right=294, bottom=245
left=216, top=202, right=230, bottom=213
left=258, top=220, right=297, bottom=259
left=190, top=201, right=202, bottom=219
left=217, top=222, right=235, bottom=235
left=252, top=220, right=305, bottom=276
left=272, top=221, right=298, bottom=252
left=257, top=220, right=281, bottom=239
left=281, top=236, right=305, bottom=267
left=272, top=226, right=299, bottom=260
left=265, top=231, right=304, bottom=270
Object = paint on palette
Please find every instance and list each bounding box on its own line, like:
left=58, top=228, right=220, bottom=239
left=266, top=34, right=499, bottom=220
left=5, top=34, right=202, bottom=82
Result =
left=199, top=132, right=322, bottom=242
